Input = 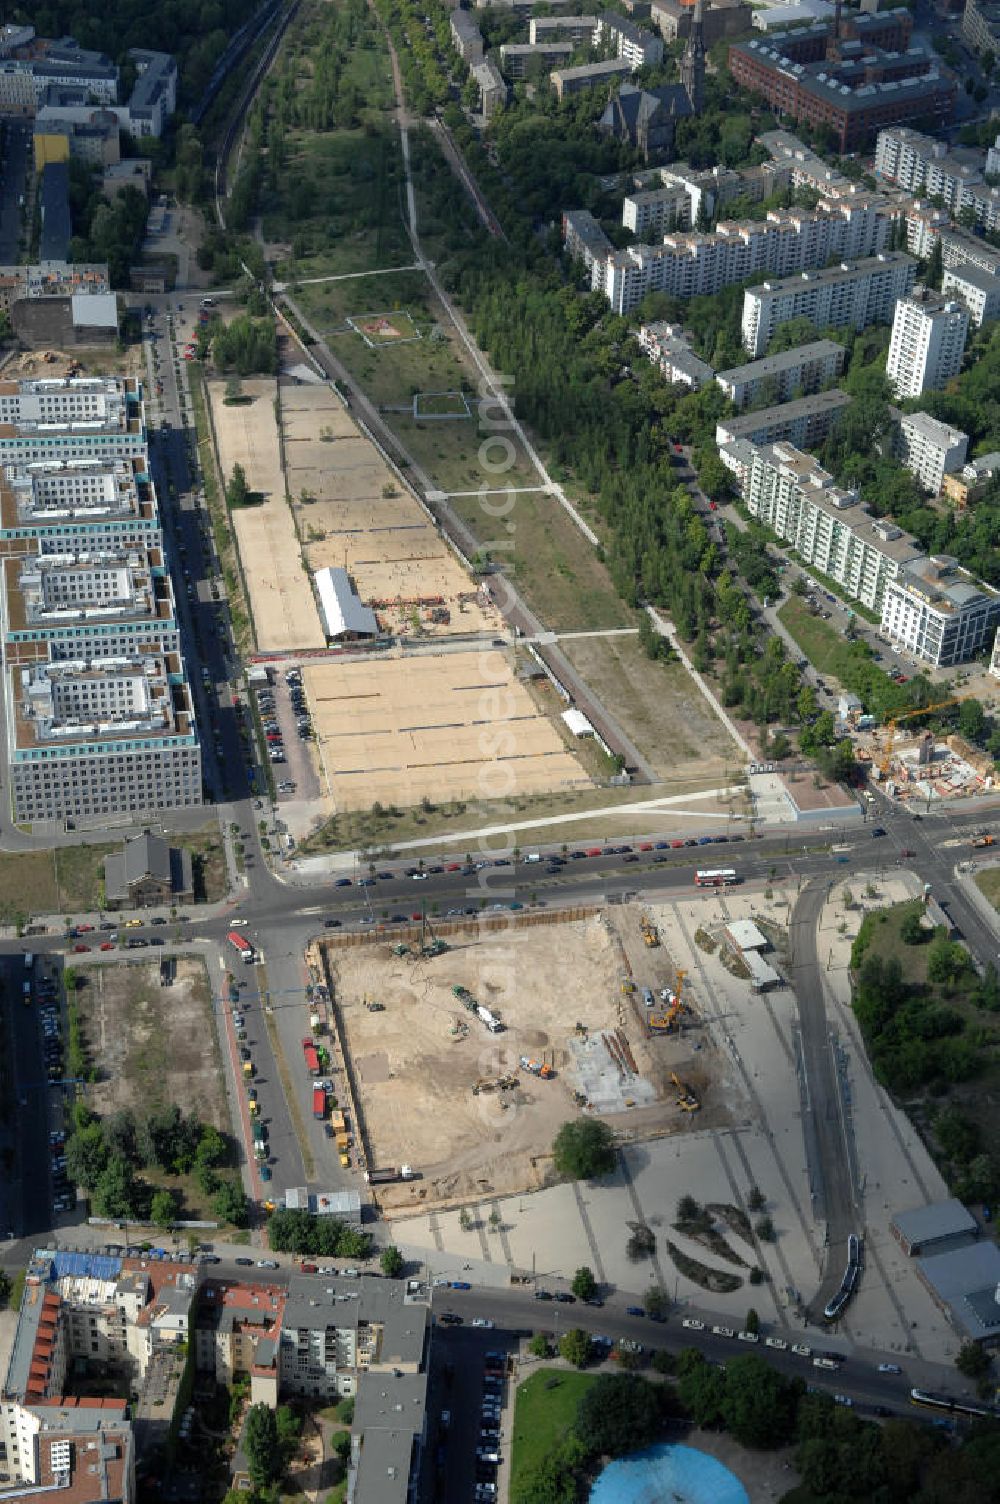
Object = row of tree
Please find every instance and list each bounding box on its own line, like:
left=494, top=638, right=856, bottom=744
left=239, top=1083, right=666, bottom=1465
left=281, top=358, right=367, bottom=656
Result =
left=266, top=1207, right=372, bottom=1258
left=65, top=1101, right=247, bottom=1227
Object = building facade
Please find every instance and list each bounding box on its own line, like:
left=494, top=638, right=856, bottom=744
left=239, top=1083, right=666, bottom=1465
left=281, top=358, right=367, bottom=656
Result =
left=886, top=289, right=969, bottom=399
left=716, top=389, right=852, bottom=448
left=637, top=322, right=715, bottom=389
left=941, top=263, right=1000, bottom=328
left=715, top=338, right=845, bottom=409
left=881, top=556, right=1000, bottom=667
left=895, top=411, right=969, bottom=493
left=740, top=252, right=916, bottom=356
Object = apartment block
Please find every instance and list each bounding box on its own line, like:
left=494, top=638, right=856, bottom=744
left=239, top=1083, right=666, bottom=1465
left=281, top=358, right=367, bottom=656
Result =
left=716, top=389, right=851, bottom=449
left=551, top=57, right=633, bottom=96
left=886, top=289, right=968, bottom=399
left=739, top=439, right=923, bottom=611
left=939, top=227, right=1000, bottom=278
left=0, top=262, right=109, bottom=316
left=941, top=263, right=1000, bottom=327
left=0, top=455, right=162, bottom=556
left=596, top=10, right=665, bottom=64
left=637, top=322, right=715, bottom=389
left=874, top=125, right=1000, bottom=235
left=882, top=555, right=1000, bottom=667
left=589, top=196, right=895, bottom=315
left=622, top=158, right=792, bottom=235
left=472, top=57, right=509, bottom=116
left=450, top=9, right=484, bottom=63
left=562, top=208, right=613, bottom=273
left=941, top=450, right=1000, bottom=508
left=715, top=338, right=845, bottom=409
left=500, top=41, right=574, bottom=76
left=741, top=253, right=917, bottom=357
left=895, top=411, right=969, bottom=494
left=962, top=0, right=1000, bottom=55
left=529, top=14, right=598, bottom=43
left=0, top=1248, right=199, bottom=1497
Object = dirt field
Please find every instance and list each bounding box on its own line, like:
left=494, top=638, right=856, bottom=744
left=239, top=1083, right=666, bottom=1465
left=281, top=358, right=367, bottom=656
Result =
left=303, top=648, right=590, bottom=810
left=283, top=383, right=496, bottom=638
left=561, top=635, right=741, bottom=783
left=208, top=378, right=325, bottom=651
left=74, top=958, right=228, bottom=1128
left=330, top=912, right=688, bottom=1205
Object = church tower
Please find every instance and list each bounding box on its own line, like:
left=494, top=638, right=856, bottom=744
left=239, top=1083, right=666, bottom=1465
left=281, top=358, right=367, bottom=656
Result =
left=680, top=0, right=706, bottom=115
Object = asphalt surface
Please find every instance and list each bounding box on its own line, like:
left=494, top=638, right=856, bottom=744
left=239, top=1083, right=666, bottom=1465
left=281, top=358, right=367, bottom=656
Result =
left=0, top=118, right=29, bottom=264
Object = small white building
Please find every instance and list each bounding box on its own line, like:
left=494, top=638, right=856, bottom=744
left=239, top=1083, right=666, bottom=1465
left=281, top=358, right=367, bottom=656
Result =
left=314, top=566, right=378, bottom=642
left=562, top=707, right=595, bottom=737
left=895, top=411, right=969, bottom=494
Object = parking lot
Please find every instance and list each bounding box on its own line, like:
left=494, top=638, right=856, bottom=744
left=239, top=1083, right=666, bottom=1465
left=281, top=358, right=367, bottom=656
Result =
left=32, top=958, right=74, bottom=1225
left=428, top=1326, right=514, bottom=1504
left=254, top=667, right=320, bottom=803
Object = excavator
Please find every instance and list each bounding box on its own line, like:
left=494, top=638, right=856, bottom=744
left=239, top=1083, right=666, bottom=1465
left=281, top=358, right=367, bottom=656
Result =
left=649, top=969, right=689, bottom=1033
left=671, top=1071, right=700, bottom=1112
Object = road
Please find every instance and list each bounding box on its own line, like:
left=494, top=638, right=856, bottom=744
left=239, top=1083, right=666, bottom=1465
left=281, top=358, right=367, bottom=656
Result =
left=0, top=118, right=29, bottom=264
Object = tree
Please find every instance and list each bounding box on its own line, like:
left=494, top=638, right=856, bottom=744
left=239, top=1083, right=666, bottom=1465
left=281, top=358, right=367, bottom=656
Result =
left=955, top=1341, right=991, bottom=1382
left=213, top=1180, right=249, bottom=1227
left=927, top=937, right=970, bottom=987
left=92, top=1155, right=143, bottom=1220
left=380, top=1245, right=404, bottom=1278
left=571, top=1266, right=597, bottom=1302
left=528, top=1333, right=551, bottom=1358
left=755, top=1215, right=775, bottom=1241
left=226, top=462, right=250, bottom=509
left=744, top=1307, right=760, bottom=1335
left=559, top=1328, right=592, bottom=1368
left=552, top=1118, right=616, bottom=1180
left=243, top=1403, right=282, bottom=1489
left=66, top=1123, right=110, bottom=1191
left=150, top=1189, right=177, bottom=1229
left=574, top=1374, right=662, bottom=1459
left=645, top=1286, right=670, bottom=1319
left=720, top=1354, right=798, bottom=1448
left=676, top=1349, right=726, bottom=1428
left=900, top=909, right=925, bottom=945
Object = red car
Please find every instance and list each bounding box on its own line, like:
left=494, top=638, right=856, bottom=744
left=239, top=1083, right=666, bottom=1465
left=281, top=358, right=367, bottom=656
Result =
left=708, top=500, right=718, bottom=511
left=411, top=912, right=422, bottom=921
left=445, top=862, right=461, bottom=871
left=77, top=924, right=94, bottom=932
left=100, top=941, right=115, bottom=951
left=639, top=842, right=653, bottom=852
left=73, top=943, right=91, bottom=953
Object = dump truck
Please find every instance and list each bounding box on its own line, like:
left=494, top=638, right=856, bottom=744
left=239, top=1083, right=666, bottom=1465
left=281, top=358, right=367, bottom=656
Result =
left=228, top=930, right=256, bottom=964
left=972, top=834, right=995, bottom=848
left=312, top=1085, right=327, bottom=1119
left=302, top=1038, right=320, bottom=1076
left=367, top=1165, right=415, bottom=1184
left=520, top=1055, right=553, bottom=1079
left=477, top=1005, right=503, bottom=1034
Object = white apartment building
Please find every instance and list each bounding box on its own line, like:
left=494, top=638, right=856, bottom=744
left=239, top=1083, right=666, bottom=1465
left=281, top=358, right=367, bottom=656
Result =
left=622, top=159, right=793, bottom=236
left=716, top=390, right=852, bottom=449
left=740, top=440, right=923, bottom=611
left=881, top=556, right=1000, bottom=668
left=874, top=126, right=1000, bottom=235
left=715, top=338, right=845, bottom=409
left=637, top=322, right=715, bottom=389
left=886, top=290, right=969, bottom=399
left=895, top=411, right=969, bottom=494
left=500, top=41, right=573, bottom=77
left=562, top=209, right=613, bottom=273
left=941, top=263, right=1000, bottom=328
left=529, top=14, right=597, bottom=43
left=741, top=253, right=917, bottom=357
left=591, top=198, right=895, bottom=315
left=595, top=11, right=665, bottom=66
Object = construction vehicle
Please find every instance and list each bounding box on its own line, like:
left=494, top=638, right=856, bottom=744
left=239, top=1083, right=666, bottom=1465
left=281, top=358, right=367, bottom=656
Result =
left=477, top=1004, right=504, bottom=1034
left=620, top=977, right=636, bottom=995
left=649, top=997, right=682, bottom=1033
left=640, top=916, right=659, bottom=948
left=312, top=1086, right=327, bottom=1119
left=364, top=999, right=385, bottom=1012
left=472, top=1074, right=518, bottom=1095
left=367, top=1165, right=415, bottom=1184
left=520, top=1055, right=554, bottom=1079
left=972, top=834, right=995, bottom=848
left=878, top=696, right=972, bottom=777
left=671, top=1071, right=700, bottom=1112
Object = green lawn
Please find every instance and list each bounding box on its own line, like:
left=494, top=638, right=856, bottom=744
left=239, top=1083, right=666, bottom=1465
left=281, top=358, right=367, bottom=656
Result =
left=777, top=595, right=857, bottom=683
left=511, top=1369, right=598, bottom=1494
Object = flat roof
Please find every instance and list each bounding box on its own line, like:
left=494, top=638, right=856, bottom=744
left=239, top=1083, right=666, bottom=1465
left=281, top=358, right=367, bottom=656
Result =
left=899, top=410, right=968, bottom=448
left=717, top=339, right=845, bottom=386
left=718, top=389, right=852, bottom=440
left=71, top=292, right=117, bottom=329
left=727, top=918, right=768, bottom=950
left=750, top=252, right=916, bottom=295
left=893, top=1198, right=978, bottom=1246
left=918, top=1240, right=1000, bottom=1340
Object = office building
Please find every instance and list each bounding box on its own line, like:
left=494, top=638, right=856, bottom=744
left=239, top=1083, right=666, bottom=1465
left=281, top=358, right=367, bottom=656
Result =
left=716, top=389, right=851, bottom=448
left=715, top=338, right=845, bottom=409
left=637, top=322, right=715, bottom=389
left=941, top=263, right=1000, bottom=328
left=741, top=253, right=916, bottom=356
left=501, top=41, right=574, bottom=76
left=886, top=289, right=968, bottom=399
left=586, top=196, right=895, bottom=315
left=551, top=57, right=634, bottom=96
left=728, top=20, right=954, bottom=152
left=895, top=411, right=968, bottom=493
left=738, top=439, right=923, bottom=611
left=881, top=555, right=1000, bottom=667
left=595, top=10, right=665, bottom=65
left=942, top=450, right=1000, bottom=508
left=0, top=454, right=161, bottom=556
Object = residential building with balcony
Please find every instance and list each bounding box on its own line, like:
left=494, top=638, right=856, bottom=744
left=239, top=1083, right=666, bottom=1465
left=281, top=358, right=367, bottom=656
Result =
left=740, top=253, right=917, bottom=356
left=637, top=322, right=715, bottom=389
left=941, top=263, right=1000, bottom=328
left=881, top=555, right=1000, bottom=667
left=886, top=289, right=969, bottom=399
left=716, top=389, right=852, bottom=448
left=715, top=338, right=845, bottom=408
left=595, top=10, right=665, bottom=65
left=895, top=411, right=969, bottom=494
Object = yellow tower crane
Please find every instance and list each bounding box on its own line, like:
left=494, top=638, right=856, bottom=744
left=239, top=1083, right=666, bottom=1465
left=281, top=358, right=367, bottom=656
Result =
left=878, top=696, right=972, bottom=778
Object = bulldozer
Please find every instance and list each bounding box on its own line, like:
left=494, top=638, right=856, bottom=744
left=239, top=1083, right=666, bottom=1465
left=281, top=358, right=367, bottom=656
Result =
left=640, top=916, right=659, bottom=948
left=671, top=1071, right=700, bottom=1112
left=472, top=1074, right=518, bottom=1096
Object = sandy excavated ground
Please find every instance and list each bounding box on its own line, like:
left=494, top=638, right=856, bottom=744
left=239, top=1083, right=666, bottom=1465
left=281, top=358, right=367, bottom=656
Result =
left=329, top=912, right=712, bottom=1208
left=303, top=648, right=589, bottom=811
left=209, top=378, right=325, bottom=651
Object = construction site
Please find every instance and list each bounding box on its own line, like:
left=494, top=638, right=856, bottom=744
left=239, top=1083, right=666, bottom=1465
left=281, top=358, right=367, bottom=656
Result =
left=860, top=698, right=998, bottom=809
left=322, top=905, right=731, bottom=1213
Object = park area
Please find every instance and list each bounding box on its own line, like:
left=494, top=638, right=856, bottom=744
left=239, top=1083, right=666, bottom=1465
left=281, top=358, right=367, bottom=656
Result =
left=328, top=910, right=682, bottom=1210
left=302, top=647, right=589, bottom=811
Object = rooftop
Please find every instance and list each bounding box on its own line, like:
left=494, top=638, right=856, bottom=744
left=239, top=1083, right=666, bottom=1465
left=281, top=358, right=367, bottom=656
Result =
left=552, top=56, right=634, bottom=80
left=898, top=411, right=968, bottom=449
left=918, top=1240, right=1000, bottom=1340
left=716, top=338, right=845, bottom=385
left=718, top=388, right=852, bottom=440
left=9, top=655, right=194, bottom=755
left=750, top=252, right=916, bottom=296
left=892, top=1198, right=978, bottom=1247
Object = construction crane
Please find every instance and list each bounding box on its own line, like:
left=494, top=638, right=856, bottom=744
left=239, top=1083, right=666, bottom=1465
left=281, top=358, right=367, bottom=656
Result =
left=878, top=696, right=971, bottom=777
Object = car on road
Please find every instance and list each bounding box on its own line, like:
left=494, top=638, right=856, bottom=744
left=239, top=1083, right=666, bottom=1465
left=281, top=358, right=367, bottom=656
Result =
left=792, top=1344, right=812, bottom=1358
left=438, top=1313, right=463, bottom=1325
left=450, top=1281, right=471, bottom=1290
left=553, top=1292, right=575, bottom=1303
left=712, top=1325, right=735, bottom=1338
left=334, top=878, right=352, bottom=887
left=324, top=919, right=342, bottom=928
left=871, top=827, right=886, bottom=838
left=877, top=1363, right=902, bottom=1374
left=73, top=943, right=91, bottom=952
left=99, top=941, right=115, bottom=951
left=765, top=1337, right=787, bottom=1351
left=626, top=1305, right=645, bottom=1317
left=235, top=1257, right=254, bottom=1267
left=533, top=1290, right=552, bottom=1300
left=257, top=1259, right=278, bottom=1269
left=472, top=1318, right=494, bottom=1328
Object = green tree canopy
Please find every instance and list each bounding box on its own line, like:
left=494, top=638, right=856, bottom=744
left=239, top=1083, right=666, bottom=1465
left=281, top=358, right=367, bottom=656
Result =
left=571, top=1266, right=597, bottom=1301
left=243, top=1403, right=281, bottom=1489
left=552, top=1118, right=616, bottom=1180
left=559, top=1328, right=592, bottom=1368
left=574, top=1373, right=662, bottom=1459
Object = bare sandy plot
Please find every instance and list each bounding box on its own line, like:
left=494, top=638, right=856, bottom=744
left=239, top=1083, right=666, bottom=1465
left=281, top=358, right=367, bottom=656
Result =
left=282, top=382, right=496, bottom=637
left=331, top=915, right=663, bottom=1204
left=208, top=380, right=325, bottom=651
left=303, top=648, right=590, bottom=810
